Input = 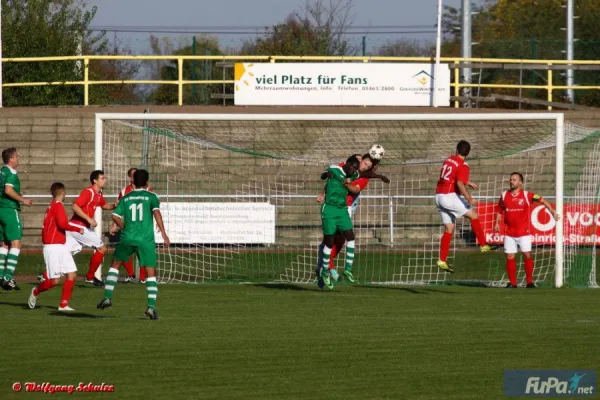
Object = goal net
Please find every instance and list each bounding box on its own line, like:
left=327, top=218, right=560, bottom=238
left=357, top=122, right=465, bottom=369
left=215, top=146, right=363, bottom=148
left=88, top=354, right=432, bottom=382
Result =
left=96, top=113, right=600, bottom=287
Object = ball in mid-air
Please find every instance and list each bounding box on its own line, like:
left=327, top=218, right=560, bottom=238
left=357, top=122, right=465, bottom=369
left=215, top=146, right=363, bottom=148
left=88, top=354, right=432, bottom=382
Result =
left=369, top=144, right=385, bottom=160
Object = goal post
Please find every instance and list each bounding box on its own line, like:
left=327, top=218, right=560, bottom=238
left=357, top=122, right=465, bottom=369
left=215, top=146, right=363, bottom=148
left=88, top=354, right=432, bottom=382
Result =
left=94, top=112, right=599, bottom=288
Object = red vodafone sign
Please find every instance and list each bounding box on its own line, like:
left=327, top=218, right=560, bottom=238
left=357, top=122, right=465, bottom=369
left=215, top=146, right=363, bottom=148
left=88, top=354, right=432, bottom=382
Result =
left=480, top=203, right=600, bottom=245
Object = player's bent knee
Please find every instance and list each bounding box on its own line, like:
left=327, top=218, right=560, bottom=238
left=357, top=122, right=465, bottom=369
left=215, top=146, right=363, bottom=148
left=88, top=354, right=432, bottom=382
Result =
left=522, top=252, right=532, bottom=259
left=505, top=253, right=516, bottom=260
left=10, top=240, right=22, bottom=249
left=444, top=224, right=455, bottom=234
left=97, top=245, right=107, bottom=253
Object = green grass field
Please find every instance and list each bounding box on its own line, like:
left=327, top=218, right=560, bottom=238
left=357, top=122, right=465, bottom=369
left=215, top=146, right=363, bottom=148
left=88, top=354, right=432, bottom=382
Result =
left=1, top=273, right=599, bottom=399
left=12, top=249, right=574, bottom=286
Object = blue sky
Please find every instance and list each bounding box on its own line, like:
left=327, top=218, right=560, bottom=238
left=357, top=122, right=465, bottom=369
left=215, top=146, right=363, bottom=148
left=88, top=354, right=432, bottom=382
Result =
left=86, top=0, right=467, bottom=54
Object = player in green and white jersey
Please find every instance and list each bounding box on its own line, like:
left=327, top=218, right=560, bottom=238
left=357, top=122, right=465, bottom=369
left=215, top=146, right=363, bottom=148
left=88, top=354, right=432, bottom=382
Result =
left=317, top=155, right=361, bottom=290
left=97, top=169, right=170, bottom=320
left=0, top=148, right=33, bottom=291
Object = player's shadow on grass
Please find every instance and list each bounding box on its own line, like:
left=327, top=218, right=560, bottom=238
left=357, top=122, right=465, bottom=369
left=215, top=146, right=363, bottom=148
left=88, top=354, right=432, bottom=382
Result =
left=356, top=285, right=456, bottom=295
left=0, top=300, right=58, bottom=310
left=253, top=283, right=316, bottom=291
left=48, top=311, right=114, bottom=319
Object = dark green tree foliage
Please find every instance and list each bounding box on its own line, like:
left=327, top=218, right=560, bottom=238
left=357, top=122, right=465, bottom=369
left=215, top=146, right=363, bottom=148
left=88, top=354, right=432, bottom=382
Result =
left=2, top=0, right=106, bottom=106
left=151, top=36, right=228, bottom=105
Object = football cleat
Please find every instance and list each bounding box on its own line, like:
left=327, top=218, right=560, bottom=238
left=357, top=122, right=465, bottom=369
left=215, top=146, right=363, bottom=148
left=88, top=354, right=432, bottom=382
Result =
left=436, top=260, right=454, bottom=274
left=321, top=271, right=334, bottom=290
left=124, top=275, right=136, bottom=284
left=97, top=298, right=112, bottom=310
left=28, top=288, right=37, bottom=309
left=506, top=283, right=518, bottom=288
left=145, top=307, right=159, bottom=320
left=36, top=273, right=46, bottom=283
left=86, top=278, right=104, bottom=287
left=480, top=244, right=499, bottom=253
left=343, top=269, right=356, bottom=283
left=3, top=279, right=20, bottom=291
left=58, top=306, right=75, bottom=312
left=526, top=283, right=536, bottom=289
left=330, top=269, right=340, bottom=281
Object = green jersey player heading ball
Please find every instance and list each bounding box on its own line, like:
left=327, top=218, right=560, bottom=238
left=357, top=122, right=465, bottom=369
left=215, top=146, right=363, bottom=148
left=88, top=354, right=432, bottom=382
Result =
left=97, top=169, right=170, bottom=320
left=318, top=155, right=360, bottom=289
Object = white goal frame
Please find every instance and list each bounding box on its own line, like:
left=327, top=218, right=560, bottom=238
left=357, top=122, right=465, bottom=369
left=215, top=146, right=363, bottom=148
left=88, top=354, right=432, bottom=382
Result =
left=94, top=112, right=566, bottom=287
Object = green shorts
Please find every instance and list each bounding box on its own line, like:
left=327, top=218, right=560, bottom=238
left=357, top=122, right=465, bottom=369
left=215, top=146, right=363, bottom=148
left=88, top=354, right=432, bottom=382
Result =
left=0, top=208, right=22, bottom=241
left=113, top=239, right=157, bottom=268
left=321, top=204, right=353, bottom=236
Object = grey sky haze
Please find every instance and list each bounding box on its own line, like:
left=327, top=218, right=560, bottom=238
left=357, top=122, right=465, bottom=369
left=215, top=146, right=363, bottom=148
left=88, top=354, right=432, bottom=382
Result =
left=86, top=0, right=465, bottom=53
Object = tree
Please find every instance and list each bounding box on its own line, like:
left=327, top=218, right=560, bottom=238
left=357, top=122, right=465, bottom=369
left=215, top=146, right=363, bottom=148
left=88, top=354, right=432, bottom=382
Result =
left=1, top=0, right=107, bottom=106
left=376, top=39, right=434, bottom=57
left=441, top=0, right=600, bottom=107
left=149, top=35, right=228, bottom=105
left=243, top=0, right=356, bottom=56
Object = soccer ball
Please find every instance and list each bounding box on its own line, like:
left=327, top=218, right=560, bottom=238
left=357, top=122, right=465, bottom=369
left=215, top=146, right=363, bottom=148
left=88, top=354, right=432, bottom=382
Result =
left=369, top=144, right=385, bottom=160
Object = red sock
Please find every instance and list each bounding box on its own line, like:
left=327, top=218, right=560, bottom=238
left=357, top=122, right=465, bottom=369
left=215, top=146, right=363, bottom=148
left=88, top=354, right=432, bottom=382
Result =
left=34, top=279, right=55, bottom=296
left=506, top=258, right=517, bottom=286
left=123, top=257, right=134, bottom=276
left=524, top=257, right=534, bottom=284
left=139, top=266, right=147, bottom=281
left=470, top=218, right=487, bottom=246
left=60, top=279, right=76, bottom=308
left=86, top=251, right=105, bottom=280
left=328, top=244, right=338, bottom=270
left=440, top=232, right=452, bottom=261
left=43, top=271, right=49, bottom=280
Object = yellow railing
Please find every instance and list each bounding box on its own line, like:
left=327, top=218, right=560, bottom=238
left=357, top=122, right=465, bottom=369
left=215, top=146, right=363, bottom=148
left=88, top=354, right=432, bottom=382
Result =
left=2, top=55, right=600, bottom=109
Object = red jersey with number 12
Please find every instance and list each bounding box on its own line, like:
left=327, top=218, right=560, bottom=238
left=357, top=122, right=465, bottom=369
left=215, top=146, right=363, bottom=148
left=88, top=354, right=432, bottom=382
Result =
left=42, top=200, right=81, bottom=244
left=70, top=185, right=106, bottom=228
left=436, top=155, right=470, bottom=195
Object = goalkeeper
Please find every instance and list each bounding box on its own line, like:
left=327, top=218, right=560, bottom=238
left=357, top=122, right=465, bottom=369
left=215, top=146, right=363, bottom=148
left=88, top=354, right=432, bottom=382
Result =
left=317, top=155, right=361, bottom=290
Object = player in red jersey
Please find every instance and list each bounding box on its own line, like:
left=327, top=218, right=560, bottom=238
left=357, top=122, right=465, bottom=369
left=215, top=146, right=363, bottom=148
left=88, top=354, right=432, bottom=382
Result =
left=67, top=170, right=115, bottom=286
left=435, top=140, right=496, bottom=273
left=109, top=168, right=147, bottom=283
left=316, top=153, right=390, bottom=283
left=494, top=172, right=559, bottom=288
left=28, top=182, right=84, bottom=311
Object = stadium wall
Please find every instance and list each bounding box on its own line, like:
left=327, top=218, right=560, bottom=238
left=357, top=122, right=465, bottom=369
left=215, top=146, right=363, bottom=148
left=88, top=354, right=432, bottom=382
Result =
left=0, top=106, right=599, bottom=248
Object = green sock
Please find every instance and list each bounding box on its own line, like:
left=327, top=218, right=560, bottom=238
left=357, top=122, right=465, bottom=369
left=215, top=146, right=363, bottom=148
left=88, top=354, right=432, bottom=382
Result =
left=4, top=248, right=20, bottom=281
left=345, top=241, right=355, bottom=272
left=145, top=277, right=158, bottom=309
left=103, top=268, right=119, bottom=300
left=0, top=248, right=7, bottom=279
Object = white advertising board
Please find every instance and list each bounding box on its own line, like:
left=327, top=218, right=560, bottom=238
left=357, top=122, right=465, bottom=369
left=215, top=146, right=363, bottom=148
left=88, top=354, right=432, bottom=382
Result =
left=155, top=202, right=276, bottom=244
left=234, top=62, right=450, bottom=106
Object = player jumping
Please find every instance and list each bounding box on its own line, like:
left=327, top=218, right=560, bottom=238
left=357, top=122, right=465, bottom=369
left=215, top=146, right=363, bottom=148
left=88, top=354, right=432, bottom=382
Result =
left=67, top=170, right=115, bottom=286
left=435, top=140, right=496, bottom=273
left=0, top=147, right=33, bottom=291
left=97, top=169, right=170, bottom=320
left=109, top=167, right=148, bottom=283
left=317, top=153, right=390, bottom=283
left=317, top=155, right=360, bottom=290
left=494, top=172, right=559, bottom=288
left=29, top=183, right=85, bottom=311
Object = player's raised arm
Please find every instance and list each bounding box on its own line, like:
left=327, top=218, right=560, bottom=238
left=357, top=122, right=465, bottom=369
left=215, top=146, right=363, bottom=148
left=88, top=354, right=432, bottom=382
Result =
left=359, top=169, right=390, bottom=184
left=535, top=195, right=560, bottom=221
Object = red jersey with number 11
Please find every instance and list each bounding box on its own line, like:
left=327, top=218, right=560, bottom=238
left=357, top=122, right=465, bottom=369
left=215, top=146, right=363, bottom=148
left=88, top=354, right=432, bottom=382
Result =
left=436, top=155, right=470, bottom=195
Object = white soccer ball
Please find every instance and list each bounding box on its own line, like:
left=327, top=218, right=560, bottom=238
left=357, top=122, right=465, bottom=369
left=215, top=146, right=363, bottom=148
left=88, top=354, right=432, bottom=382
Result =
left=369, top=144, right=385, bottom=160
